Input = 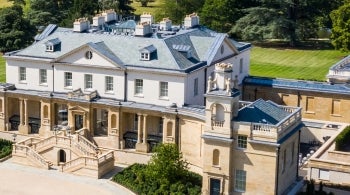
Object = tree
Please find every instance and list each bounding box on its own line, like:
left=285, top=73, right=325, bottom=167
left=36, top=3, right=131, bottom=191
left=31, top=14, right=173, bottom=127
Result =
left=98, top=0, right=134, bottom=15
left=330, top=2, right=350, bottom=51
left=135, top=0, right=153, bottom=7
left=0, top=5, right=36, bottom=52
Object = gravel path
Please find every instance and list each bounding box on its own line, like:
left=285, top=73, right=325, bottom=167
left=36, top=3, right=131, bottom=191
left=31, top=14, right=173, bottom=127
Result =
left=0, top=159, right=133, bottom=195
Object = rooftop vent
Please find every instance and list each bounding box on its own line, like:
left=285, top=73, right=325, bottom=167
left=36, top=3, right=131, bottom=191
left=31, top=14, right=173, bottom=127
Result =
left=184, top=13, right=199, bottom=29
left=160, top=18, right=172, bottom=31
left=73, top=18, right=90, bottom=32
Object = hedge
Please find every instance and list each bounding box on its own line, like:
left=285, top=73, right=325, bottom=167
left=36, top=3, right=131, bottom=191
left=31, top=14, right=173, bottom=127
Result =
left=335, top=126, right=350, bottom=151
left=0, top=138, right=12, bottom=159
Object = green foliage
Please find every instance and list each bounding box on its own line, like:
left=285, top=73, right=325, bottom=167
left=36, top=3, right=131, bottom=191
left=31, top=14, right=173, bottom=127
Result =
left=298, top=180, right=333, bottom=195
left=0, top=138, right=12, bottom=159
left=113, top=144, right=202, bottom=195
left=330, top=2, right=350, bottom=52
left=0, top=54, right=5, bottom=82
left=0, top=5, right=36, bottom=52
left=335, top=126, right=350, bottom=151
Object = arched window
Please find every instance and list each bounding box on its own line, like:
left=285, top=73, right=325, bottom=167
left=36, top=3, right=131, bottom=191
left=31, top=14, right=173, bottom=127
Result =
left=213, top=149, right=220, bottom=166
left=167, top=122, right=173, bottom=137
left=43, top=105, right=48, bottom=118
left=111, top=114, right=116, bottom=128
left=59, top=149, right=66, bottom=163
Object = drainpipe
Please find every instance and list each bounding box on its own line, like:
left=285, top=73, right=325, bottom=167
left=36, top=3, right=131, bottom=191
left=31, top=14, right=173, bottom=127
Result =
left=297, top=91, right=300, bottom=107
left=275, top=146, right=280, bottom=195
left=297, top=129, right=301, bottom=180
left=254, top=88, right=257, bottom=100
left=175, top=109, right=180, bottom=148
left=204, top=68, right=207, bottom=106
left=124, top=71, right=127, bottom=102
left=51, top=64, right=55, bottom=97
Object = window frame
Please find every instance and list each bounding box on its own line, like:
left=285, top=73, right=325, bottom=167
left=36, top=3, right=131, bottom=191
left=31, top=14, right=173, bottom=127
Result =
left=105, top=76, right=114, bottom=92
left=140, top=52, right=150, bottom=60
left=39, top=69, right=47, bottom=85
left=135, top=79, right=143, bottom=96
left=237, top=135, right=247, bottom=149
left=64, top=72, right=72, bottom=88
left=235, top=169, right=246, bottom=192
left=159, top=81, right=168, bottom=99
left=84, top=74, right=93, bottom=90
left=19, top=67, right=26, bottom=82
left=194, top=78, right=198, bottom=96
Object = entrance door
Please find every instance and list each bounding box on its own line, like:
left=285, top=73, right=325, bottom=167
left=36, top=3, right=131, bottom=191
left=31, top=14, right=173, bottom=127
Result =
left=59, top=150, right=66, bottom=163
left=75, top=114, right=83, bottom=130
left=210, top=178, right=221, bottom=195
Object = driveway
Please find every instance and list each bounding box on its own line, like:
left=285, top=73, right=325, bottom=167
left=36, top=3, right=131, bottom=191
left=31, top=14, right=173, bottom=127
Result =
left=0, top=159, right=134, bottom=195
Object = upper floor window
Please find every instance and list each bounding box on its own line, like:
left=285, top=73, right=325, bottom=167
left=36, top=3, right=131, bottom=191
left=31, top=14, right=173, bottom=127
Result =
left=237, top=135, right=247, bottom=149
left=135, top=79, right=143, bottom=95
left=39, top=69, right=47, bottom=84
left=19, top=67, right=26, bottom=82
left=160, top=81, right=168, bottom=98
left=140, top=52, right=150, bottom=60
left=213, top=149, right=220, bottom=166
left=64, top=72, right=72, bottom=88
left=139, top=45, right=156, bottom=61
left=85, top=51, right=93, bottom=59
left=46, top=45, right=53, bottom=52
left=105, top=76, right=114, bottom=92
left=239, top=58, right=243, bottom=73
left=84, top=74, right=93, bottom=89
left=235, top=170, right=246, bottom=192
left=45, top=38, right=61, bottom=52
left=194, top=78, right=198, bottom=96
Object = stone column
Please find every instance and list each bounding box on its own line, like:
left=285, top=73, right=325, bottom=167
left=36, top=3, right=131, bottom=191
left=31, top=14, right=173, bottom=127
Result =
left=137, top=113, right=142, bottom=144
left=24, top=99, right=28, bottom=126
left=19, top=99, right=24, bottom=125
left=136, top=113, right=148, bottom=152
left=19, top=99, right=30, bottom=134
left=142, top=114, right=147, bottom=144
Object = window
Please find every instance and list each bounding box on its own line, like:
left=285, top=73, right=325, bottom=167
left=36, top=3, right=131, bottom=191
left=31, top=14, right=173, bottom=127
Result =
left=235, top=170, right=246, bottom=192
left=19, top=67, right=26, bottom=82
left=319, top=169, right=330, bottom=180
left=332, top=99, right=341, bottom=115
left=213, top=149, right=220, bottom=166
left=135, top=79, right=143, bottom=95
left=237, top=135, right=247, bottom=149
left=64, top=72, right=72, bottom=87
left=291, top=142, right=295, bottom=165
left=140, top=52, right=149, bottom=60
left=160, top=82, right=168, bottom=98
left=85, top=51, right=93, bottom=59
left=158, top=117, right=163, bottom=134
left=105, top=76, right=113, bottom=92
left=282, top=149, right=286, bottom=172
left=167, top=122, right=173, bottom=137
left=306, top=97, right=315, bottom=112
left=194, top=78, right=198, bottom=96
left=84, top=74, right=93, bottom=89
left=39, top=69, right=47, bottom=84
left=134, top=114, right=139, bottom=131
left=239, top=58, right=243, bottom=73
left=46, top=45, right=53, bottom=52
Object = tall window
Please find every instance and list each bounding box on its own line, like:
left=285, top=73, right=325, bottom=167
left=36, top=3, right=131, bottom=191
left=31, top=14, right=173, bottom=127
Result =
left=84, top=74, right=93, bottom=89
left=64, top=72, right=72, bottom=87
left=105, top=76, right=113, bottom=92
left=332, top=99, right=341, bottom=115
left=239, top=58, right=243, bottom=73
left=238, top=135, right=247, bottom=149
left=235, top=170, right=246, bottom=192
left=291, top=142, right=295, bottom=165
left=194, top=78, right=198, bottom=96
left=135, top=79, right=143, bottom=95
left=306, top=97, right=315, bottom=112
left=213, top=149, right=220, bottom=166
left=39, top=69, right=47, bottom=84
left=282, top=149, right=286, bottom=172
left=160, top=82, right=168, bottom=98
left=19, top=67, right=26, bottom=82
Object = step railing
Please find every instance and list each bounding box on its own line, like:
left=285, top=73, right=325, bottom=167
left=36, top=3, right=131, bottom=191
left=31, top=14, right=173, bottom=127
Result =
left=97, top=151, right=114, bottom=164
left=76, top=133, right=98, bottom=154
left=13, top=144, right=51, bottom=169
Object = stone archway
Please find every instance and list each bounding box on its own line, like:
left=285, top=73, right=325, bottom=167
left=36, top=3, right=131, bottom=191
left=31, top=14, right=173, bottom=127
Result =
left=58, top=149, right=66, bottom=163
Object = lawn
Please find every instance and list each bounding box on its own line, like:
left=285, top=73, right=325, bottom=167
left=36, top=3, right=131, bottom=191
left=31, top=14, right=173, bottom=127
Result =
left=0, top=0, right=12, bottom=8
left=131, top=0, right=165, bottom=16
left=0, top=54, right=5, bottom=82
left=250, top=46, right=347, bottom=81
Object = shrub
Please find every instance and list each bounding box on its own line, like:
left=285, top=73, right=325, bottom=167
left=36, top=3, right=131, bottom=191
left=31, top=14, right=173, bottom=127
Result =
left=0, top=138, right=12, bottom=159
left=335, top=126, right=350, bottom=151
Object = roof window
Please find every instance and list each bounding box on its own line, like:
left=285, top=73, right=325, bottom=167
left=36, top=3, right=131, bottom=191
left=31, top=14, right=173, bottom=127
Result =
left=45, top=38, right=61, bottom=52
left=139, top=44, right=157, bottom=61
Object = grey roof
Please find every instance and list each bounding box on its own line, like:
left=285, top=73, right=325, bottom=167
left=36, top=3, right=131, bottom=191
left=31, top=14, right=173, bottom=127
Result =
left=244, top=76, right=350, bottom=95
left=11, top=25, right=251, bottom=73
left=45, top=38, right=61, bottom=46
left=329, top=55, right=350, bottom=71
left=234, top=99, right=290, bottom=125
left=139, top=44, right=157, bottom=53
left=35, top=24, right=58, bottom=41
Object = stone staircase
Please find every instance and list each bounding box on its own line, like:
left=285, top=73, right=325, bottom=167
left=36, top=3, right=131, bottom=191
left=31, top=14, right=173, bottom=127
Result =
left=11, top=132, right=115, bottom=178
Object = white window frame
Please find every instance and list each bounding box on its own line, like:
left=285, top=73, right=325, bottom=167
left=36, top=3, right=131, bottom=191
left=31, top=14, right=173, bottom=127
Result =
left=105, top=76, right=114, bottom=92
left=64, top=72, right=72, bottom=88
left=159, top=81, right=168, bottom=98
left=19, top=67, right=26, bottom=82
left=237, top=135, right=247, bottom=149
left=194, top=78, right=198, bottom=96
left=46, top=45, right=53, bottom=52
left=140, top=52, right=150, bottom=60
left=135, top=79, right=143, bottom=95
left=235, top=169, right=246, bottom=192
left=84, top=74, right=93, bottom=90
left=39, top=69, right=47, bottom=85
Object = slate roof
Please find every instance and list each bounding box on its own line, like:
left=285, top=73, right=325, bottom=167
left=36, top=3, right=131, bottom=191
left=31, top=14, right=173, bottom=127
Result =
left=234, top=99, right=290, bottom=125
left=244, top=76, right=350, bottom=95
left=10, top=24, right=251, bottom=73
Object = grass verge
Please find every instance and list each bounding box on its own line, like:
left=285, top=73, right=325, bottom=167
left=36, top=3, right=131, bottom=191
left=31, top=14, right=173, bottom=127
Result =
left=130, top=0, right=165, bottom=16
left=0, top=54, right=5, bottom=83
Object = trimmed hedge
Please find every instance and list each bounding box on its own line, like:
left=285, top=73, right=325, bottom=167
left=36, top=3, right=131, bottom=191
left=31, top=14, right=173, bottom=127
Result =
left=113, top=163, right=202, bottom=195
left=335, top=126, right=350, bottom=151
left=0, top=138, right=12, bottom=159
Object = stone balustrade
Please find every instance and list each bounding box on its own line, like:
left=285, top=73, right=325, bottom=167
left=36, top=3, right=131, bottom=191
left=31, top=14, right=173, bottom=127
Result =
left=13, top=144, right=51, bottom=169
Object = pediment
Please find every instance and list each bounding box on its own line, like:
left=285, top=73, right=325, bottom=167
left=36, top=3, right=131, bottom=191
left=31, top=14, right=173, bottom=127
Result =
left=69, top=105, right=88, bottom=113
left=208, top=36, right=239, bottom=65
left=54, top=42, right=125, bottom=69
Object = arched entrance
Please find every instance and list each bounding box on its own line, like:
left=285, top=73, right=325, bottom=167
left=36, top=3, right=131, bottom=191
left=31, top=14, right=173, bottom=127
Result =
left=58, top=149, right=66, bottom=163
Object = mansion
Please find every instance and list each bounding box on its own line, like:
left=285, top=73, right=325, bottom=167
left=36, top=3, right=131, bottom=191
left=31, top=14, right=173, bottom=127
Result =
left=0, top=11, right=330, bottom=195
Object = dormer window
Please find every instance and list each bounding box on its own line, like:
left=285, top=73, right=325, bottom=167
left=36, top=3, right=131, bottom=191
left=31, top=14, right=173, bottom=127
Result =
left=139, top=44, right=157, bottom=61
left=45, top=38, right=61, bottom=52
left=173, top=44, right=192, bottom=58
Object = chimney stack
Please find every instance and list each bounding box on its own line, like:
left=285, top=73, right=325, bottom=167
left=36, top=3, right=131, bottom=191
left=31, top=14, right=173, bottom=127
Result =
left=102, top=9, right=117, bottom=23
left=135, top=22, right=152, bottom=37
left=140, top=12, right=154, bottom=24
left=73, top=18, right=90, bottom=32
left=92, top=14, right=105, bottom=29
left=160, top=18, right=172, bottom=31
left=184, top=13, right=199, bottom=29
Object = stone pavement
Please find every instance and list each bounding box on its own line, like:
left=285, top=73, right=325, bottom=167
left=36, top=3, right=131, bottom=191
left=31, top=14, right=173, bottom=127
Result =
left=0, top=159, right=134, bottom=195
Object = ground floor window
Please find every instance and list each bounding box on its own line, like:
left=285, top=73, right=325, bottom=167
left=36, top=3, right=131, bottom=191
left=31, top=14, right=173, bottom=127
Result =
left=210, top=178, right=221, bottom=195
left=235, top=169, right=246, bottom=192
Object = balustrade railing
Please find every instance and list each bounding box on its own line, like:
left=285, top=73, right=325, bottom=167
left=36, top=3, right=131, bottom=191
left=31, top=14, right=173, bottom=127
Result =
left=13, top=144, right=51, bottom=169
left=77, top=134, right=98, bottom=154
left=212, top=120, right=224, bottom=127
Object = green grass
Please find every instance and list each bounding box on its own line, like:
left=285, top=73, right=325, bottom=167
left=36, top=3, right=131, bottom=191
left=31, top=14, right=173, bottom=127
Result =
left=0, top=54, right=5, bottom=83
left=250, top=46, right=347, bottom=81
left=131, top=0, right=165, bottom=16
left=0, top=0, right=12, bottom=8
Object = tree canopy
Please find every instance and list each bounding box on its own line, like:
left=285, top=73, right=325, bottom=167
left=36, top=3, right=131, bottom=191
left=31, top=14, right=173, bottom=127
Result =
left=330, top=2, right=350, bottom=51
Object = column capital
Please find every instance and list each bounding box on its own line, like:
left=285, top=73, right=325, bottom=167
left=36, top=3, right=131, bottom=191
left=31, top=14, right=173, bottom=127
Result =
left=143, top=114, right=148, bottom=117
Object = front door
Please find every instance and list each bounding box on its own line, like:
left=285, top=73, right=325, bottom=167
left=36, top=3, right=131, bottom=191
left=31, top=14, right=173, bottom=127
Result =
left=210, top=178, right=221, bottom=195
left=75, top=114, right=83, bottom=130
